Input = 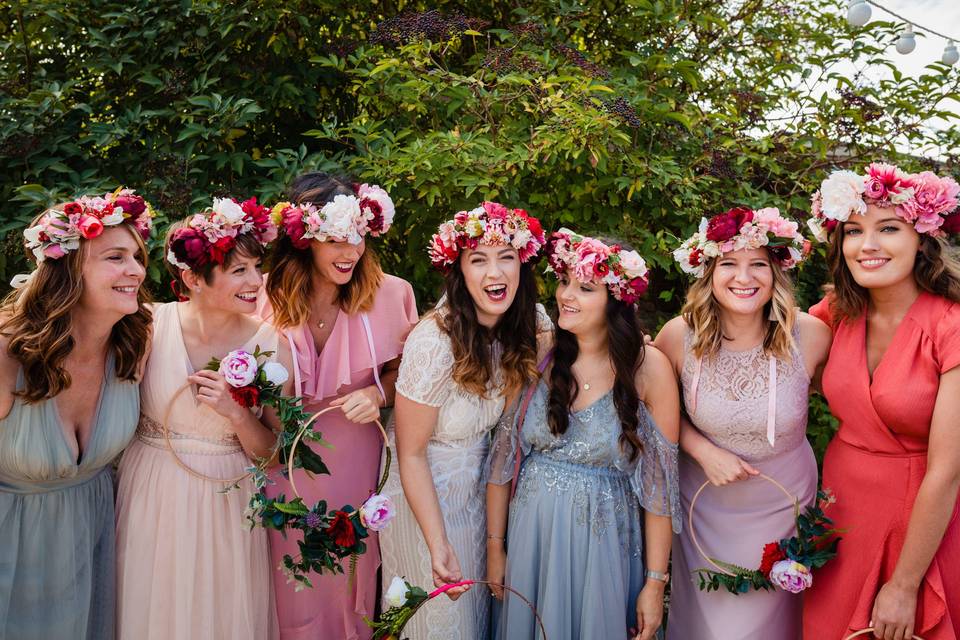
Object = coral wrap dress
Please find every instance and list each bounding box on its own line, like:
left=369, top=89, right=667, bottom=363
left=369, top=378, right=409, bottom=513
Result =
left=804, top=291, right=960, bottom=639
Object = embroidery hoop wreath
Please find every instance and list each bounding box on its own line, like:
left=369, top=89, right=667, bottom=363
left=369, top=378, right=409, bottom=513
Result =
left=160, top=345, right=393, bottom=589
left=689, top=475, right=842, bottom=595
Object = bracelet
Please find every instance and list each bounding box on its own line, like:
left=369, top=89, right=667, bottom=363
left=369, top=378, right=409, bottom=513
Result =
left=486, top=534, right=505, bottom=541
left=645, top=569, right=670, bottom=583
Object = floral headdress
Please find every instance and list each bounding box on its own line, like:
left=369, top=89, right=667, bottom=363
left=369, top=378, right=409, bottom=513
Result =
left=673, top=207, right=810, bottom=278
left=808, top=163, right=960, bottom=241
left=545, top=228, right=650, bottom=304
left=22, top=187, right=155, bottom=263
left=271, top=183, right=395, bottom=248
left=166, top=197, right=277, bottom=271
left=428, top=201, right=545, bottom=269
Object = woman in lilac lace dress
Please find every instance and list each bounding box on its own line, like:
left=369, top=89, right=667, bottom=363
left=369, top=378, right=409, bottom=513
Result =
left=655, top=208, right=831, bottom=640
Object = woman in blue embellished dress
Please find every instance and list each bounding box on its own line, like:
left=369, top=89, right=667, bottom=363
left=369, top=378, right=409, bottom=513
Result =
left=487, top=230, right=681, bottom=640
left=0, top=191, right=154, bottom=640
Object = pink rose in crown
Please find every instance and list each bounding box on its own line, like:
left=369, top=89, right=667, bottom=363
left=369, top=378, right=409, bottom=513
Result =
left=77, top=215, right=104, bottom=239
left=359, top=494, right=396, bottom=532
left=864, top=162, right=909, bottom=201
left=218, top=350, right=258, bottom=387
left=768, top=560, right=813, bottom=593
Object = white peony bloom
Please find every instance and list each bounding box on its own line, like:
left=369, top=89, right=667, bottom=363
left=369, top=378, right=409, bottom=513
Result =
left=262, top=362, right=289, bottom=386
left=618, top=250, right=647, bottom=279
left=819, top=171, right=866, bottom=221
left=807, top=217, right=828, bottom=243
left=212, top=198, right=246, bottom=223
left=384, top=576, right=409, bottom=608
left=101, top=210, right=124, bottom=226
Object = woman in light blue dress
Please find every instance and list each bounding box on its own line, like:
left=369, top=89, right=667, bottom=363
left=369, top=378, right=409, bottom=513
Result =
left=487, top=231, right=681, bottom=640
left=0, top=194, right=153, bottom=639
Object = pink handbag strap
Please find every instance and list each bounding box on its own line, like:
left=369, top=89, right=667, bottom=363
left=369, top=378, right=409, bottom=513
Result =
left=510, top=351, right=553, bottom=500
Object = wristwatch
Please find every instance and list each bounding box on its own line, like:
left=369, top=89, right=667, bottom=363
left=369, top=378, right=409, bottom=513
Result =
left=645, top=569, right=670, bottom=583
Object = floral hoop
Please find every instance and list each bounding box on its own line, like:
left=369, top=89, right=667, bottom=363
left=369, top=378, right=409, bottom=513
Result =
left=689, top=476, right=841, bottom=594
left=844, top=631, right=924, bottom=640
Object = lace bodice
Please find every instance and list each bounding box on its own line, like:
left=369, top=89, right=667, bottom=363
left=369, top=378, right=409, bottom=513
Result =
left=680, top=326, right=810, bottom=462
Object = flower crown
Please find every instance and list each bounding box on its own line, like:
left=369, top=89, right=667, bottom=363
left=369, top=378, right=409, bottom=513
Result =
left=546, top=229, right=650, bottom=304
left=673, top=207, right=810, bottom=278
left=271, top=183, right=395, bottom=248
left=166, top=197, right=277, bottom=271
left=23, top=188, right=154, bottom=263
left=808, top=163, right=960, bottom=241
left=428, top=201, right=545, bottom=269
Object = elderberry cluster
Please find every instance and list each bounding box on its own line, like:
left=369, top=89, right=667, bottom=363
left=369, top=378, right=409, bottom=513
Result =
left=553, top=43, right=611, bottom=79
left=369, top=11, right=489, bottom=47
left=840, top=90, right=883, bottom=122
left=603, top=97, right=642, bottom=128
left=483, top=48, right=542, bottom=74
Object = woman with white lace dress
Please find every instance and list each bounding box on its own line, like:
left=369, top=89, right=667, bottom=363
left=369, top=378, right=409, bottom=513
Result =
left=378, top=202, right=549, bottom=640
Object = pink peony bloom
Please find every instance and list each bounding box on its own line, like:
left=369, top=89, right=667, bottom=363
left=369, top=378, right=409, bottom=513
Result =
left=865, top=162, right=910, bottom=201
left=218, top=350, right=259, bottom=388
left=769, top=560, right=813, bottom=593
left=482, top=201, right=509, bottom=220
left=359, top=494, right=396, bottom=532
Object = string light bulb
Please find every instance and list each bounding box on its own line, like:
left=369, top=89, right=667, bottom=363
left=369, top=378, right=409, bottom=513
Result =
left=847, top=0, right=872, bottom=27
left=895, top=24, right=917, bottom=55
left=943, top=40, right=959, bottom=66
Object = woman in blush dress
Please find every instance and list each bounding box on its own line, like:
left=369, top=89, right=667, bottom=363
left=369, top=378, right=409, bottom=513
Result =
left=0, top=190, right=154, bottom=640
left=378, top=202, right=550, bottom=640
left=655, top=206, right=831, bottom=640
left=262, top=173, right=417, bottom=640
left=803, top=164, right=960, bottom=640
left=115, top=198, right=287, bottom=640
left=487, top=230, right=681, bottom=640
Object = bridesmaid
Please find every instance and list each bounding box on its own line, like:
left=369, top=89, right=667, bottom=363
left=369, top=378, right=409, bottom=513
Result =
left=487, top=230, right=681, bottom=640
left=803, top=164, right=960, bottom=640
left=655, top=207, right=831, bottom=640
left=262, top=173, right=417, bottom=640
left=115, top=197, right=286, bottom=640
left=378, top=202, right=549, bottom=640
left=0, top=190, right=154, bottom=639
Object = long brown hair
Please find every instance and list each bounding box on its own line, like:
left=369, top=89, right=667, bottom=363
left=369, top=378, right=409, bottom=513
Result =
left=438, top=260, right=540, bottom=397
left=826, top=225, right=960, bottom=324
left=1, top=215, right=152, bottom=402
left=681, top=250, right=798, bottom=360
left=266, top=172, right=383, bottom=329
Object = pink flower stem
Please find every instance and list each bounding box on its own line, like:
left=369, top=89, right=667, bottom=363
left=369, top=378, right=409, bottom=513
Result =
left=428, top=580, right=474, bottom=598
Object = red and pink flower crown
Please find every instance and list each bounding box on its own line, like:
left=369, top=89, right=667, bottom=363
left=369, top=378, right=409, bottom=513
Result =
left=809, top=163, right=960, bottom=241
left=23, top=187, right=154, bottom=263
left=166, top=197, right=277, bottom=271
left=428, top=201, right=546, bottom=270
left=546, top=229, right=650, bottom=304
left=672, top=207, right=810, bottom=278
left=271, top=183, right=395, bottom=248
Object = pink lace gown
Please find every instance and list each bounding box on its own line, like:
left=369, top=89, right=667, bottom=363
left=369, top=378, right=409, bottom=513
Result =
left=666, top=325, right=817, bottom=640
left=261, top=274, right=418, bottom=640
left=115, top=302, right=280, bottom=640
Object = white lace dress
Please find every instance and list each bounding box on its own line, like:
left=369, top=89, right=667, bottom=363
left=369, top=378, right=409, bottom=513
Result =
left=379, top=306, right=549, bottom=640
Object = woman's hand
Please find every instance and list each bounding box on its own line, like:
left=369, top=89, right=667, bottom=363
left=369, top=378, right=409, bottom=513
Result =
left=633, top=581, right=666, bottom=640
left=694, top=442, right=759, bottom=486
left=870, top=580, right=918, bottom=640
left=188, top=370, right=246, bottom=422
left=486, top=540, right=507, bottom=601
left=430, top=539, right=469, bottom=600
left=329, top=385, right=382, bottom=424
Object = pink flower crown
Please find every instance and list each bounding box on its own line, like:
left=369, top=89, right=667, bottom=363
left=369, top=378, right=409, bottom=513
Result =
left=428, top=201, right=546, bottom=270
left=673, top=207, right=810, bottom=278
left=546, top=229, right=650, bottom=304
left=166, top=197, right=277, bottom=271
left=23, top=187, right=154, bottom=263
left=809, top=163, right=960, bottom=241
left=271, top=183, right=395, bottom=248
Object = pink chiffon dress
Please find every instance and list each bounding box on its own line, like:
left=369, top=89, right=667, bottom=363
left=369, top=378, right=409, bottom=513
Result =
left=115, top=302, right=280, bottom=640
left=261, top=273, right=418, bottom=640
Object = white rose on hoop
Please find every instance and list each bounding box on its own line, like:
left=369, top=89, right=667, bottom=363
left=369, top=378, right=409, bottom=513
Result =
left=262, top=362, right=289, bottom=387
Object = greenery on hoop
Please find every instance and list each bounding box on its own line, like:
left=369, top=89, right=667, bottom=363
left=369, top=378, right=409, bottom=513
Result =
left=207, top=346, right=390, bottom=590
left=695, top=489, right=842, bottom=595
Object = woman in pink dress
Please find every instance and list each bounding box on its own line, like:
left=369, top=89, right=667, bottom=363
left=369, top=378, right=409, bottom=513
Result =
left=262, top=173, right=418, bottom=640
left=655, top=207, right=832, bottom=640
left=803, top=164, right=960, bottom=640
left=116, top=197, right=287, bottom=640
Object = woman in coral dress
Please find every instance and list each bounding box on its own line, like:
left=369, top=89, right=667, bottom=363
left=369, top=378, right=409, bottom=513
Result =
left=803, top=164, right=960, bottom=640
left=262, top=173, right=417, bottom=640
left=116, top=198, right=284, bottom=639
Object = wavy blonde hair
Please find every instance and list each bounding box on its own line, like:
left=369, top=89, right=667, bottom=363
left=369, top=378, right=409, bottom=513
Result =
left=1, top=214, right=152, bottom=402
left=681, top=251, right=798, bottom=361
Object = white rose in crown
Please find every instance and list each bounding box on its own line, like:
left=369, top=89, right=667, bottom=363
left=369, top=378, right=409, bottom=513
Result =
left=618, top=250, right=647, bottom=278
left=384, top=576, right=409, bottom=608
left=212, top=197, right=246, bottom=223
left=218, top=350, right=258, bottom=387
left=262, top=362, right=289, bottom=387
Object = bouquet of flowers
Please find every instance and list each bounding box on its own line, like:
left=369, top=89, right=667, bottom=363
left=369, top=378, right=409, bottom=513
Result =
left=211, top=347, right=397, bottom=589
left=695, top=489, right=842, bottom=595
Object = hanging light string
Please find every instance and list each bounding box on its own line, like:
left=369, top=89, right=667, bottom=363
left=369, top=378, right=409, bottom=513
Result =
left=863, top=0, right=959, bottom=43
